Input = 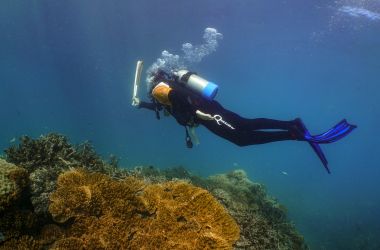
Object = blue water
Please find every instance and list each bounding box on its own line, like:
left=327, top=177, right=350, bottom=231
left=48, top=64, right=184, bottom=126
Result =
left=1, top=1, right=379, bottom=249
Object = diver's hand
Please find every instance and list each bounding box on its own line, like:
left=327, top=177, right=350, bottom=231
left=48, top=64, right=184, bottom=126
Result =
left=132, top=97, right=140, bottom=107
left=195, top=110, right=214, bottom=120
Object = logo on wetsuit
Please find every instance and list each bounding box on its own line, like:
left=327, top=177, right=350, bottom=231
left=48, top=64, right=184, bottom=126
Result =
left=213, top=114, right=235, bottom=130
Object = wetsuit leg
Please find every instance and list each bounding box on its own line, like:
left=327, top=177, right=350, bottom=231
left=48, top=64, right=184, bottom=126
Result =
left=197, top=101, right=297, bottom=146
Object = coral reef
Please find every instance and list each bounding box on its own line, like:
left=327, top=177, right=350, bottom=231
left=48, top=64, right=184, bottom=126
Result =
left=5, top=134, right=109, bottom=173
left=1, top=133, right=307, bottom=249
left=0, top=159, right=38, bottom=245
left=49, top=169, right=145, bottom=223
left=0, top=224, right=65, bottom=250
left=0, top=209, right=38, bottom=244
left=130, top=165, right=208, bottom=187
left=206, top=169, right=306, bottom=250
left=0, top=159, right=28, bottom=211
left=38, top=224, right=64, bottom=246
left=136, top=181, right=240, bottom=249
left=47, top=169, right=240, bottom=249
left=3, top=133, right=127, bottom=216
left=131, top=166, right=306, bottom=249
left=0, top=235, right=40, bottom=250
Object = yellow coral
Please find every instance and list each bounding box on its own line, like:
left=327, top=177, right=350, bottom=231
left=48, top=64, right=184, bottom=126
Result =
left=0, top=209, right=38, bottom=246
left=0, top=159, right=28, bottom=211
left=48, top=169, right=240, bottom=249
left=0, top=235, right=40, bottom=250
left=136, top=181, right=240, bottom=249
left=39, top=224, right=64, bottom=245
left=49, top=170, right=145, bottom=223
left=50, top=237, right=85, bottom=250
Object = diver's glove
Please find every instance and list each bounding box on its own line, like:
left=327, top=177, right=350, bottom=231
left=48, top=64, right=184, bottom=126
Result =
left=132, top=97, right=140, bottom=107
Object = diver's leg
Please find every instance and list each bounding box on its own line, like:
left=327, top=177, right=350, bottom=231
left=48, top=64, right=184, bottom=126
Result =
left=201, top=101, right=297, bottom=131
left=199, top=118, right=296, bottom=146
left=233, top=131, right=295, bottom=146
left=198, top=100, right=300, bottom=143
left=239, top=118, right=296, bottom=131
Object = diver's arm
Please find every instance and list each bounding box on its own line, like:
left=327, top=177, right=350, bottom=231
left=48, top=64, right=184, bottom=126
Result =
left=138, top=101, right=156, bottom=111
left=132, top=97, right=156, bottom=111
left=134, top=97, right=161, bottom=120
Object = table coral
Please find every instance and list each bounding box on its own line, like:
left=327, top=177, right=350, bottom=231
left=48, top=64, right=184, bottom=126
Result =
left=49, top=169, right=145, bottom=223
left=0, top=159, right=28, bottom=212
left=48, top=169, right=240, bottom=249
left=135, top=181, right=240, bottom=249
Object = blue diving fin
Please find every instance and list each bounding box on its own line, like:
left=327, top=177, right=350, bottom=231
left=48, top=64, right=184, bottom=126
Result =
left=309, top=120, right=357, bottom=144
left=295, top=119, right=331, bottom=173
left=294, top=118, right=356, bottom=173
left=309, top=141, right=330, bottom=174
left=312, top=119, right=348, bottom=141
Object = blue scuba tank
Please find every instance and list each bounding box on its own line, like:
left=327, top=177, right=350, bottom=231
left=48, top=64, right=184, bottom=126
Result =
left=174, top=70, right=218, bottom=101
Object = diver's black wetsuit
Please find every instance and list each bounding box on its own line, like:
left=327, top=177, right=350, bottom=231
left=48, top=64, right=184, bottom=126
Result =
left=137, top=71, right=356, bottom=173
left=139, top=87, right=299, bottom=147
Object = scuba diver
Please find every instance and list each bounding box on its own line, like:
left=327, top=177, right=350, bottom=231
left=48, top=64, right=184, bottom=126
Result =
left=132, top=68, right=356, bottom=174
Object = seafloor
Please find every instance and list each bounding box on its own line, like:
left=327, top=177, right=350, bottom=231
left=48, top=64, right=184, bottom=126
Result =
left=0, top=133, right=307, bottom=249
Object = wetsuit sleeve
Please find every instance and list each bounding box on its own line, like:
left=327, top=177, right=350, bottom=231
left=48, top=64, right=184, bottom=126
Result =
left=138, top=101, right=156, bottom=111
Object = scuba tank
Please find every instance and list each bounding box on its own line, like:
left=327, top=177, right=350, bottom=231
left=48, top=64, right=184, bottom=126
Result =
left=174, top=70, right=218, bottom=101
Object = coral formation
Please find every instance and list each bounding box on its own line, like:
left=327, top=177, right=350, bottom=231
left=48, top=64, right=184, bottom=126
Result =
left=38, top=224, right=64, bottom=246
left=207, top=169, right=306, bottom=249
left=131, top=166, right=306, bottom=249
left=1, top=133, right=307, bottom=249
left=0, top=159, right=28, bottom=211
left=0, top=235, right=40, bottom=250
left=0, top=158, right=38, bottom=245
left=0, top=224, right=64, bottom=250
left=135, top=181, right=240, bottom=249
left=5, top=134, right=106, bottom=173
left=4, top=133, right=127, bottom=216
left=49, top=170, right=145, bottom=223
left=0, top=209, right=38, bottom=244
left=47, top=169, right=240, bottom=249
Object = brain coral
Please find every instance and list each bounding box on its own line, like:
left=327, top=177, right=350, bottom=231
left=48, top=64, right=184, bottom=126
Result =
left=49, top=169, right=240, bottom=249
left=0, top=159, right=28, bottom=211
